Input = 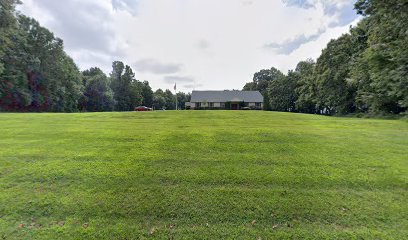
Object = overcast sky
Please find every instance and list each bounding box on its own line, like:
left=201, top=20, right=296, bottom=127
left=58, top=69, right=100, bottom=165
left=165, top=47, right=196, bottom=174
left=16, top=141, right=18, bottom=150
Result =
left=18, top=0, right=360, bottom=92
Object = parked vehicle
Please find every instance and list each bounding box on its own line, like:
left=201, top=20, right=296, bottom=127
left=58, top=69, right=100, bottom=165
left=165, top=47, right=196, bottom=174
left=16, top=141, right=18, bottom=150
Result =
left=134, top=106, right=152, bottom=111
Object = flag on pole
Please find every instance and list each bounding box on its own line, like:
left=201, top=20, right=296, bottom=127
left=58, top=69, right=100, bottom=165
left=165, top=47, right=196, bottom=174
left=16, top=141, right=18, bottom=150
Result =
left=174, top=82, right=178, bottom=110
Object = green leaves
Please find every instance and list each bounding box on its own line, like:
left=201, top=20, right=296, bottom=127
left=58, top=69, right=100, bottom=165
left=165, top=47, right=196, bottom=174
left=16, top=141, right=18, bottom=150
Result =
left=313, top=34, right=357, bottom=114
left=268, top=71, right=298, bottom=112
left=0, top=11, right=83, bottom=112
left=243, top=68, right=285, bottom=111
left=82, top=67, right=114, bottom=112
left=110, top=61, right=145, bottom=111
left=245, top=0, right=407, bottom=116
left=351, top=0, right=408, bottom=114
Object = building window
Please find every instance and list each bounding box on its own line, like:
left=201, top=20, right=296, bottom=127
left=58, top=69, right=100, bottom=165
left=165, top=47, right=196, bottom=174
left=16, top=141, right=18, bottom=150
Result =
left=196, top=102, right=201, bottom=108
left=256, top=102, right=262, bottom=108
left=220, top=102, right=225, bottom=108
left=209, top=102, right=214, bottom=107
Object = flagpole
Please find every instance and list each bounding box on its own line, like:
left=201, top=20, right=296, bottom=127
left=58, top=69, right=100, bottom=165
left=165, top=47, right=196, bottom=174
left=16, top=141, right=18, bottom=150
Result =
left=174, top=82, right=178, bottom=110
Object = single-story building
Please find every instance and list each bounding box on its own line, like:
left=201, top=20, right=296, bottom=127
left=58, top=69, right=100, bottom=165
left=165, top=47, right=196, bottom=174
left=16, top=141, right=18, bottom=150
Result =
left=188, top=90, right=263, bottom=110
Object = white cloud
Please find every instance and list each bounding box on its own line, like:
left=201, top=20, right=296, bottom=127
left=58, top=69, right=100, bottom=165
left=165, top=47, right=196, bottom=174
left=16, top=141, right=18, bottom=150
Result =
left=133, top=59, right=183, bottom=74
left=18, top=0, right=359, bottom=92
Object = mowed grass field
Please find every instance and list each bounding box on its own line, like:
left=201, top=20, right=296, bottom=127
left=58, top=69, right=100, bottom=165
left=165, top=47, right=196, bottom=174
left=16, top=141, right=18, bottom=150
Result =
left=0, top=111, right=407, bottom=239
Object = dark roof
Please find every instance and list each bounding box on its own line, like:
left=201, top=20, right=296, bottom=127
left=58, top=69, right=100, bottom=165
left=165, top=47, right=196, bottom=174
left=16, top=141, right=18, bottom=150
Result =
left=191, top=90, right=263, bottom=103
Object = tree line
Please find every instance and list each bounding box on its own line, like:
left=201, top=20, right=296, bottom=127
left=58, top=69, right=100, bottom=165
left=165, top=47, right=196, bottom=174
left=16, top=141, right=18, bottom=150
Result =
left=244, top=0, right=407, bottom=116
left=0, top=0, right=189, bottom=112
left=2, top=0, right=407, bottom=115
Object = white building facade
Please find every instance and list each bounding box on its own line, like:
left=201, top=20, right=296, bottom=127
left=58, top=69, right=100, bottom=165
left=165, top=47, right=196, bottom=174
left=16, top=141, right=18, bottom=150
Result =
left=188, top=90, right=263, bottom=110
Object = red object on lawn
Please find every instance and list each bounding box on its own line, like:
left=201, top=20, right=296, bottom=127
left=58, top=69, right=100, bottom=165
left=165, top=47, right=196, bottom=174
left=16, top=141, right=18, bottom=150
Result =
left=134, top=106, right=152, bottom=111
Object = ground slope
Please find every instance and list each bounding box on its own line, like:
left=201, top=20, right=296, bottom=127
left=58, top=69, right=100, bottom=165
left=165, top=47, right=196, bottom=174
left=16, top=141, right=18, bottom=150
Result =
left=0, top=111, right=407, bottom=239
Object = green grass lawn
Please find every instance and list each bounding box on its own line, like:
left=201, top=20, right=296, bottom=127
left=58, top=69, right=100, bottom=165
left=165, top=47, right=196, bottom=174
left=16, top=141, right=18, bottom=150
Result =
left=0, top=111, right=407, bottom=239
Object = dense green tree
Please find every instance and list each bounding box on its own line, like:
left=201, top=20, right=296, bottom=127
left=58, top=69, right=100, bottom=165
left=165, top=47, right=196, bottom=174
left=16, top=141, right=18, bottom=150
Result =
left=110, top=62, right=143, bottom=111
left=0, top=1, right=176, bottom=113
left=295, top=59, right=317, bottom=113
left=152, top=88, right=190, bottom=110
left=26, top=17, right=83, bottom=112
left=81, top=67, right=114, bottom=112
left=129, top=80, right=143, bottom=109
left=347, top=19, right=371, bottom=112
left=313, top=34, right=358, bottom=114
left=0, top=2, right=32, bottom=110
left=0, top=0, right=21, bottom=27
left=352, top=0, right=408, bottom=114
left=0, top=0, right=21, bottom=75
left=268, top=71, right=299, bottom=112
left=244, top=1, right=407, bottom=116
left=242, top=67, right=284, bottom=110
left=0, top=0, right=21, bottom=60
left=164, top=89, right=175, bottom=110
left=140, top=81, right=153, bottom=107
left=153, top=89, right=166, bottom=110
left=177, top=92, right=191, bottom=110
left=242, top=82, right=257, bottom=91
left=110, top=61, right=125, bottom=110
left=1, top=11, right=82, bottom=112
